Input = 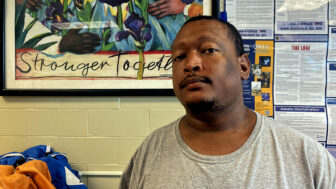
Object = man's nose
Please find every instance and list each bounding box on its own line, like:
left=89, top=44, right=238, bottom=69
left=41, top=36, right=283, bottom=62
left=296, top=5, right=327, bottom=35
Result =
left=184, top=52, right=202, bottom=73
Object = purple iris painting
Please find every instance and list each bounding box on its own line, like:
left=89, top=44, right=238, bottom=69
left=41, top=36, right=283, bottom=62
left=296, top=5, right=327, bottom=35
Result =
left=115, top=12, right=152, bottom=79
left=116, top=13, right=152, bottom=44
left=42, top=2, right=71, bottom=33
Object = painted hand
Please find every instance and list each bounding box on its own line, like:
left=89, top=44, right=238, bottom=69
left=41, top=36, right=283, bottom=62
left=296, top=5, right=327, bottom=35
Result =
left=148, top=0, right=186, bottom=19
left=15, top=0, right=43, bottom=11
left=59, top=29, right=101, bottom=54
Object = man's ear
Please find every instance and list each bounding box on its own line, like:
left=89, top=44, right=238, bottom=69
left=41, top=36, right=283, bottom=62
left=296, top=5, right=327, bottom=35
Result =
left=238, top=54, right=251, bottom=80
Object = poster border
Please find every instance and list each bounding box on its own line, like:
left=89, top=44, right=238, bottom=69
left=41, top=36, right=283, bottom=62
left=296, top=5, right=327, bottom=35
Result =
left=0, top=0, right=218, bottom=96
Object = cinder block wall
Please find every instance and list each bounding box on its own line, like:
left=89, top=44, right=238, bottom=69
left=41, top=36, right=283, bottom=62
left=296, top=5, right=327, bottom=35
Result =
left=0, top=96, right=185, bottom=188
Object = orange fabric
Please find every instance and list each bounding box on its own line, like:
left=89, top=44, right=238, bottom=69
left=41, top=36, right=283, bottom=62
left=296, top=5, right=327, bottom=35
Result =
left=0, top=166, right=14, bottom=177
left=0, top=160, right=55, bottom=189
left=0, top=165, right=37, bottom=189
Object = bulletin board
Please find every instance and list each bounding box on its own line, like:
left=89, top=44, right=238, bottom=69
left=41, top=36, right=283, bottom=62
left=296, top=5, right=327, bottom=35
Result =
left=220, top=0, right=336, bottom=153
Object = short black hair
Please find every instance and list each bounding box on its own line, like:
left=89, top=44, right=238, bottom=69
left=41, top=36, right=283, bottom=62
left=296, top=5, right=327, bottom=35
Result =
left=182, top=16, right=244, bottom=56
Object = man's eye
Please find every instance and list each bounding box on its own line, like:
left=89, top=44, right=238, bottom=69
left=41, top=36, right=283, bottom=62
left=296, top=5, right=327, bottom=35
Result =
left=173, top=54, right=186, bottom=62
left=201, top=48, right=218, bottom=54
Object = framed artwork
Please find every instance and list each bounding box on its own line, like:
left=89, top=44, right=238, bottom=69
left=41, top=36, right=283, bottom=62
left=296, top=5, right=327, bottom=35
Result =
left=1, top=0, right=218, bottom=96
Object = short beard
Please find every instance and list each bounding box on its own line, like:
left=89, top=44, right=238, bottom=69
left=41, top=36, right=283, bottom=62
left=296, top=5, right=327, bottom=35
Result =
left=186, top=99, right=224, bottom=116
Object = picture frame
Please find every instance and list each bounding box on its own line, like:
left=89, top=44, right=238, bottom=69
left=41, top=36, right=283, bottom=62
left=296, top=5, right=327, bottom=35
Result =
left=0, top=0, right=219, bottom=96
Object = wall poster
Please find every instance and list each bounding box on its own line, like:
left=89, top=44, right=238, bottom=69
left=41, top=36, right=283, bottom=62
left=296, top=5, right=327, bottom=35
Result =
left=1, top=0, right=211, bottom=95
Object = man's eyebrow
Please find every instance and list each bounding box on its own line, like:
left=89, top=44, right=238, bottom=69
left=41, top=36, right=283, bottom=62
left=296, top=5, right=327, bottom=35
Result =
left=197, top=35, right=219, bottom=43
left=172, top=32, right=225, bottom=51
left=172, top=41, right=186, bottom=51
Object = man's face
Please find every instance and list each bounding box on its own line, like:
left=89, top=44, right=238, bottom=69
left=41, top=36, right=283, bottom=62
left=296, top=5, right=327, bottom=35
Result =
left=171, top=20, right=249, bottom=113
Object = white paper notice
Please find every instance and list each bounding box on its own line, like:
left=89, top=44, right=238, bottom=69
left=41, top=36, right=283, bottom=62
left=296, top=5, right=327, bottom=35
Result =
left=226, top=0, right=274, bottom=39
left=327, top=62, right=336, bottom=97
left=275, top=0, right=328, bottom=34
left=328, top=27, right=336, bottom=61
left=274, top=42, right=327, bottom=105
left=330, top=0, right=336, bottom=26
left=327, top=99, right=336, bottom=145
left=274, top=106, right=327, bottom=141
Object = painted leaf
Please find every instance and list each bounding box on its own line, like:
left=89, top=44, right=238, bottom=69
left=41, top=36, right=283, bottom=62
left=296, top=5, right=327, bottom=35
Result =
left=22, top=33, right=55, bottom=49
left=15, top=3, right=26, bottom=48
left=103, top=28, right=112, bottom=43
left=17, top=19, right=38, bottom=49
left=102, top=42, right=115, bottom=51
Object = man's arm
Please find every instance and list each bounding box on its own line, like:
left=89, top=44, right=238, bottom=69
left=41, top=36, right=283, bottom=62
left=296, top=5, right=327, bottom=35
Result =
left=148, top=0, right=194, bottom=19
left=119, top=157, right=135, bottom=189
left=15, top=0, right=43, bottom=11
left=313, top=146, right=336, bottom=188
left=59, top=29, right=101, bottom=54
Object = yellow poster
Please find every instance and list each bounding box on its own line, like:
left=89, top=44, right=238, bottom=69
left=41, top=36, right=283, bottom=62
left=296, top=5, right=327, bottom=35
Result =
left=252, top=41, right=274, bottom=116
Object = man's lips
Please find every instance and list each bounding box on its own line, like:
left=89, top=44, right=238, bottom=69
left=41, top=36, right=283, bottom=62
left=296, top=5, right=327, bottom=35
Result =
left=179, top=75, right=211, bottom=89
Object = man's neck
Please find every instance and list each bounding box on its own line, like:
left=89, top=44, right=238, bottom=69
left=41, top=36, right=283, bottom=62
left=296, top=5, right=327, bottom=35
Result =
left=179, top=106, right=257, bottom=155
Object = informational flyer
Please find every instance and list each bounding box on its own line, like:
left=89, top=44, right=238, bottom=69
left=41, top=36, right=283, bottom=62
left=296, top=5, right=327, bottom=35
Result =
left=226, top=0, right=274, bottom=39
left=330, top=0, right=336, bottom=26
left=274, top=106, right=327, bottom=141
left=328, top=27, right=336, bottom=61
left=327, top=62, right=336, bottom=97
left=243, top=40, right=274, bottom=116
left=327, top=99, right=336, bottom=145
left=275, top=0, right=328, bottom=34
left=274, top=42, right=327, bottom=105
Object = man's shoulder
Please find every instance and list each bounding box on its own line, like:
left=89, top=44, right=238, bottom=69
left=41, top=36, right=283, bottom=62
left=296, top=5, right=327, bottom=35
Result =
left=261, top=114, right=306, bottom=138
left=136, top=117, right=181, bottom=153
left=259, top=114, right=328, bottom=155
left=148, top=118, right=181, bottom=140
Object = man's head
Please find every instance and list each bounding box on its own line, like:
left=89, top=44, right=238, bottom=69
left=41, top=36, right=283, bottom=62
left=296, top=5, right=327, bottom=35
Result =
left=171, top=16, right=250, bottom=116
left=182, top=16, right=245, bottom=57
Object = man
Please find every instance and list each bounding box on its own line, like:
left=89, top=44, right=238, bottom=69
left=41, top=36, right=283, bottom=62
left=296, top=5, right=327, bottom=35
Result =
left=119, top=16, right=336, bottom=188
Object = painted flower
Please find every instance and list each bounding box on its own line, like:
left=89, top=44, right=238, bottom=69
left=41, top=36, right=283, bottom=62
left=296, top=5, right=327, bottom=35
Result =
left=42, top=1, right=72, bottom=32
left=99, top=0, right=130, bottom=7
left=115, top=13, right=152, bottom=44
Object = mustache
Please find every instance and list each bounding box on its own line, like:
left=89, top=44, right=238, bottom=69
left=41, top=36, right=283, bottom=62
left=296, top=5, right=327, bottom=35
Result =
left=179, top=74, right=211, bottom=89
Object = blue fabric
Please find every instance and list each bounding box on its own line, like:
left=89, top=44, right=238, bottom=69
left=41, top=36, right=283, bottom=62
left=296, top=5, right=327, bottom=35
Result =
left=0, top=152, right=25, bottom=165
left=22, top=145, right=51, bottom=160
left=0, top=145, right=87, bottom=189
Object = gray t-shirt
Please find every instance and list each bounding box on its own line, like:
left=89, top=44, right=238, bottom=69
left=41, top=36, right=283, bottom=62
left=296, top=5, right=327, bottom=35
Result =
left=120, top=113, right=336, bottom=189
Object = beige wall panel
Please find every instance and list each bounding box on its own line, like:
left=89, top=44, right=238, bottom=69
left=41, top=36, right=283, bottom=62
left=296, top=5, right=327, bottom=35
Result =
left=87, top=164, right=125, bottom=172
left=53, top=137, right=119, bottom=164
left=0, top=136, right=118, bottom=164
left=0, top=109, right=88, bottom=136
left=58, top=97, right=120, bottom=109
left=88, top=110, right=149, bottom=137
left=0, top=96, right=59, bottom=109
left=120, top=97, right=183, bottom=109
left=87, top=177, right=121, bottom=189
